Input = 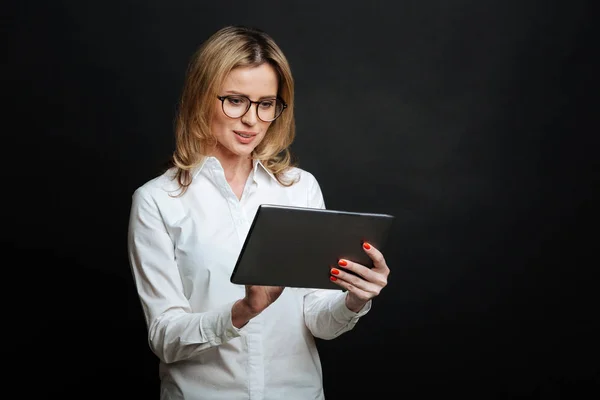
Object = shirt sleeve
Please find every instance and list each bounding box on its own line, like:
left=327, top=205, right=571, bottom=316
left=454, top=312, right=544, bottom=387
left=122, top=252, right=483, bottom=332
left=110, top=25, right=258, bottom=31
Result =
left=127, top=186, right=243, bottom=364
left=304, top=289, right=372, bottom=339
left=302, top=172, right=372, bottom=339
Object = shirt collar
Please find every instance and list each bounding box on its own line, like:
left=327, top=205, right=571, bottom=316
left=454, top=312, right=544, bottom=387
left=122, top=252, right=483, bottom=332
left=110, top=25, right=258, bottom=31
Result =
left=252, top=159, right=278, bottom=185
left=190, top=156, right=278, bottom=185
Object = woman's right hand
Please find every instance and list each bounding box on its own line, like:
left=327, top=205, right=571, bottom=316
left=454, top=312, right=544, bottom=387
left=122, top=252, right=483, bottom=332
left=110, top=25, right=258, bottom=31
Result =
left=244, top=285, right=285, bottom=314
left=232, top=285, right=285, bottom=328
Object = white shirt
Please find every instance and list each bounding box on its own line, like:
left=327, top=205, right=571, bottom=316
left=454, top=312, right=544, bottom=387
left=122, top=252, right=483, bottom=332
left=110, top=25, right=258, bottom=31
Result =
left=127, top=157, right=371, bottom=400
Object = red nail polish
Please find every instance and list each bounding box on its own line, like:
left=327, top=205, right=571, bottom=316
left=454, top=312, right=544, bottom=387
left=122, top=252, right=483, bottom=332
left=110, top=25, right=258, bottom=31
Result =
left=363, top=242, right=371, bottom=250
left=331, top=268, right=340, bottom=275
left=338, top=260, right=347, bottom=267
left=330, top=276, right=337, bottom=281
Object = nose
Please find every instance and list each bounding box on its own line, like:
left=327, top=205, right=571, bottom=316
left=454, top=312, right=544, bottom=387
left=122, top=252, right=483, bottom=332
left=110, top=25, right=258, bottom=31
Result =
left=241, top=104, right=258, bottom=126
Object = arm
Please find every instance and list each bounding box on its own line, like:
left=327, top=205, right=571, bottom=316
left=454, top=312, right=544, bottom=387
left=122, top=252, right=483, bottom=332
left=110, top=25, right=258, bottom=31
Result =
left=304, top=242, right=392, bottom=339
left=301, top=172, right=373, bottom=339
left=304, top=289, right=371, bottom=339
left=127, top=186, right=243, bottom=364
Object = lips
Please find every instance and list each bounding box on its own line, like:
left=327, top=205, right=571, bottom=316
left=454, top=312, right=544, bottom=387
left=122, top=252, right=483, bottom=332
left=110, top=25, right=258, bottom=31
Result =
left=234, top=130, right=257, bottom=138
left=233, top=130, right=258, bottom=145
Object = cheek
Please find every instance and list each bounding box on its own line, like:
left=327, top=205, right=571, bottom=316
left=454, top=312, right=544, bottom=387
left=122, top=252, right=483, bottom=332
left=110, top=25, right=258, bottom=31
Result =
left=210, top=112, right=230, bottom=136
left=260, top=121, right=273, bottom=136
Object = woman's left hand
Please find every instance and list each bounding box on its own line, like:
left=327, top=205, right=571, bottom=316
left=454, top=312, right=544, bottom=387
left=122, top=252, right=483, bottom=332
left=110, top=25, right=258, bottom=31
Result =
left=329, top=242, right=390, bottom=312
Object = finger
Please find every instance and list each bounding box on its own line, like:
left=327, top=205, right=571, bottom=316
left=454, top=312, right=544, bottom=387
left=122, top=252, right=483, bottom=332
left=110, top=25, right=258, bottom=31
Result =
left=331, top=266, right=384, bottom=293
left=267, top=287, right=285, bottom=303
left=337, top=259, right=388, bottom=288
left=337, top=259, right=371, bottom=280
left=362, top=242, right=390, bottom=275
left=329, top=275, right=376, bottom=303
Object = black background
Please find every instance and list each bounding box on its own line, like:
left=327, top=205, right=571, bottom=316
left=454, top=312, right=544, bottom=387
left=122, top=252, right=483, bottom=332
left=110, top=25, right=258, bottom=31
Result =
left=4, top=0, right=598, bottom=398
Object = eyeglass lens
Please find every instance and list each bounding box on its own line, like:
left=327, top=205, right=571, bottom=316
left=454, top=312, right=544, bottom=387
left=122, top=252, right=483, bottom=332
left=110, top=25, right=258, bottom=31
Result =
left=222, top=96, right=284, bottom=121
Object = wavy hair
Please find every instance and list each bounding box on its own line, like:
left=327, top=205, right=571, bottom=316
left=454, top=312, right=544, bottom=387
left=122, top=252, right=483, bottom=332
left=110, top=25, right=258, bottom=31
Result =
left=169, top=25, right=297, bottom=196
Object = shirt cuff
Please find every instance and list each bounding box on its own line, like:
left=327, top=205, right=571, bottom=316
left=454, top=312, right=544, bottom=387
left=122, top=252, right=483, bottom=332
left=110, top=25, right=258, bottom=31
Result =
left=331, top=291, right=372, bottom=323
left=199, top=301, right=244, bottom=346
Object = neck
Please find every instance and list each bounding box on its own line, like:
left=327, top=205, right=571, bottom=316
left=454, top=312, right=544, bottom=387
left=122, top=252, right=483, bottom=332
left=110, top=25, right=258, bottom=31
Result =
left=209, top=147, right=253, bottom=184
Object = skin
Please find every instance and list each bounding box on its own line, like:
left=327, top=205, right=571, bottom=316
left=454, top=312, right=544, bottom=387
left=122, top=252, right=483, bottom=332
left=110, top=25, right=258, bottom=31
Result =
left=208, top=63, right=277, bottom=199
left=207, top=63, right=390, bottom=328
left=329, top=244, right=390, bottom=313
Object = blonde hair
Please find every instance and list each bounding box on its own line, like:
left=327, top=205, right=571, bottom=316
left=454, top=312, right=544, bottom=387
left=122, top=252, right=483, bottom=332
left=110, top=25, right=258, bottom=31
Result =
left=170, top=25, right=297, bottom=196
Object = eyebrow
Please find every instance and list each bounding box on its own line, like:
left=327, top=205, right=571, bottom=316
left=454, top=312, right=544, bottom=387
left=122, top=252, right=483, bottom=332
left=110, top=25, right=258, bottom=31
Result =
left=223, top=90, right=278, bottom=100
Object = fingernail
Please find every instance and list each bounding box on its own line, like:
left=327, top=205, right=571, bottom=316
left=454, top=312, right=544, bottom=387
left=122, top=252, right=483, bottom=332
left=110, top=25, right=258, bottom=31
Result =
left=363, top=242, right=371, bottom=250
left=338, top=260, right=347, bottom=267
left=330, top=276, right=337, bottom=281
left=331, top=268, right=340, bottom=275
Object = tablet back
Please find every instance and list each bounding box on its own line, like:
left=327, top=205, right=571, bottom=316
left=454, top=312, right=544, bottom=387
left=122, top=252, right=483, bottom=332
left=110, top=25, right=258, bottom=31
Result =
left=230, top=204, right=394, bottom=290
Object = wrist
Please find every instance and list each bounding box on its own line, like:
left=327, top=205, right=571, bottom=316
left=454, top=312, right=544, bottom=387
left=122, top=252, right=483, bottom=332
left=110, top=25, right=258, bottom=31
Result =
left=232, top=299, right=259, bottom=329
left=345, top=293, right=367, bottom=313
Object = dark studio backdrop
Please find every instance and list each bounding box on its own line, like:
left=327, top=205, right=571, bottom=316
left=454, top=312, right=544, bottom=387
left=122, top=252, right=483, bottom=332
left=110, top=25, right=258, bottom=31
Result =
left=4, top=0, right=598, bottom=398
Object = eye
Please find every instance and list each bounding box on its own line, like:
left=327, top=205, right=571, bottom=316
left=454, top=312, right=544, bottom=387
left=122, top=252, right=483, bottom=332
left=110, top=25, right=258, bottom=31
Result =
left=259, top=100, right=275, bottom=109
left=226, top=96, right=247, bottom=106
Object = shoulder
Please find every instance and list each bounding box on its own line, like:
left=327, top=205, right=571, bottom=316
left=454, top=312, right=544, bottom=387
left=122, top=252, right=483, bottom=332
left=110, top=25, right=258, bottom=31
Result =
left=282, top=166, right=320, bottom=188
left=258, top=161, right=321, bottom=191
left=132, top=168, right=181, bottom=203
left=281, top=166, right=325, bottom=208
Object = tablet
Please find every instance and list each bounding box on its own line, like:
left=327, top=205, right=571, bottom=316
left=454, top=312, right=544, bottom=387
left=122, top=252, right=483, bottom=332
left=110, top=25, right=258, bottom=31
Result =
left=230, top=204, right=395, bottom=290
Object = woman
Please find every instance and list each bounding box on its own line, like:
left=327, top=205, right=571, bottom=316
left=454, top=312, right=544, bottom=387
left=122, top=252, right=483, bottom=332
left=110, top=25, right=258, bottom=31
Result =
left=127, top=25, right=390, bottom=400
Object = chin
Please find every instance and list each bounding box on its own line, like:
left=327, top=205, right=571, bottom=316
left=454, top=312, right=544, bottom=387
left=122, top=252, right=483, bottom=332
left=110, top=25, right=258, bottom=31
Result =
left=223, top=144, right=257, bottom=159
left=235, top=144, right=258, bottom=155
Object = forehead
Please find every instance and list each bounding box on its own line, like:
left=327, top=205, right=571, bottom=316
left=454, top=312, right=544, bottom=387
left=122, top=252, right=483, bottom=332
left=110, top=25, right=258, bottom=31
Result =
left=221, top=64, right=278, bottom=97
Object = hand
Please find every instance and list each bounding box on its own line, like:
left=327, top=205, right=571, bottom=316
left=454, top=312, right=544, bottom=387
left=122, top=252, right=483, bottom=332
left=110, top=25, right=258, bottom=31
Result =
left=232, top=285, right=284, bottom=328
left=243, top=285, right=285, bottom=315
left=329, top=242, right=390, bottom=312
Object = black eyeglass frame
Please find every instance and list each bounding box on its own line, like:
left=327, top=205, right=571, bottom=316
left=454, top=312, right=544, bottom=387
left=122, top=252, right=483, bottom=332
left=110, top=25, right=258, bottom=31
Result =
left=216, top=95, right=288, bottom=122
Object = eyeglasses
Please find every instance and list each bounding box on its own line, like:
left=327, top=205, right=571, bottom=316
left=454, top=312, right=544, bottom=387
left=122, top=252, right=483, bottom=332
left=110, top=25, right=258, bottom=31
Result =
left=217, top=95, right=287, bottom=122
